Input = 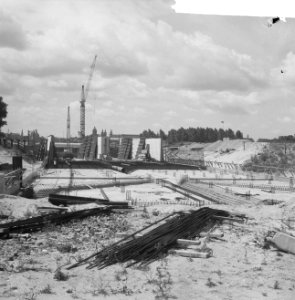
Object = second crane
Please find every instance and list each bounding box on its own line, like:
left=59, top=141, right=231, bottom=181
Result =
left=79, top=54, right=97, bottom=138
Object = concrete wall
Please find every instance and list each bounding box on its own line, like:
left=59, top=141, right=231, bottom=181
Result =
left=97, top=136, right=110, bottom=158
left=132, top=138, right=140, bottom=159
left=145, top=138, right=163, bottom=161
left=47, top=136, right=53, bottom=151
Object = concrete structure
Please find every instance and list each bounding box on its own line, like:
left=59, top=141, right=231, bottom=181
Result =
left=97, top=136, right=110, bottom=158
left=131, top=138, right=140, bottom=159
left=74, top=131, right=163, bottom=162
left=146, top=138, right=163, bottom=161
left=270, top=232, right=295, bottom=255
left=47, top=135, right=53, bottom=152
left=55, top=142, right=81, bottom=157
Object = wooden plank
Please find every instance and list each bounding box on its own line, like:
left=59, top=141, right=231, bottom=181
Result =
left=177, top=239, right=201, bottom=246
left=168, top=249, right=210, bottom=258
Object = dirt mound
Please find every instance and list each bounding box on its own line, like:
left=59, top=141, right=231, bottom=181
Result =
left=204, top=141, right=266, bottom=164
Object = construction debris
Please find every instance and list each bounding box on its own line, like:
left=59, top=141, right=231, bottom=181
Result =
left=0, top=205, right=131, bottom=239
left=67, top=207, right=246, bottom=270
left=199, top=231, right=224, bottom=238
left=176, top=238, right=201, bottom=247
left=267, top=232, right=295, bottom=255
left=48, top=193, right=128, bottom=207
left=168, top=249, right=211, bottom=258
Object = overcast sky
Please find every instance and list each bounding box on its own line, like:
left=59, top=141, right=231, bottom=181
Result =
left=1, top=0, right=294, bottom=139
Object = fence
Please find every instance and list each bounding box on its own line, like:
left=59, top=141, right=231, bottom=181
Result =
left=191, top=179, right=295, bottom=193
left=130, top=198, right=202, bottom=208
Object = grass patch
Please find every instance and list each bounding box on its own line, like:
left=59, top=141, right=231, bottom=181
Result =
left=54, top=269, right=69, bottom=281
left=40, top=284, right=54, bottom=294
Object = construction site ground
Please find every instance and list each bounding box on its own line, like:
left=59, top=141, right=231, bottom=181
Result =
left=168, top=140, right=266, bottom=164
left=1, top=167, right=295, bottom=300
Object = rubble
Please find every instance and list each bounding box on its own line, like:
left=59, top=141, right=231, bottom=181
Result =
left=0, top=205, right=132, bottom=238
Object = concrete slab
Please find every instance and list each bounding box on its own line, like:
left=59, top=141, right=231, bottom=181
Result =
left=272, top=232, right=295, bottom=255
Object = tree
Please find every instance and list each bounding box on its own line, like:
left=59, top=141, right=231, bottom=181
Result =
left=142, top=126, right=244, bottom=144
left=140, top=129, right=157, bottom=138
left=218, top=128, right=225, bottom=140
left=167, top=129, right=178, bottom=144
left=236, top=130, right=243, bottom=139
left=158, top=129, right=167, bottom=140
left=225, top=128, right=235, bottom=139
left=0, top=97, right=7, bottom=131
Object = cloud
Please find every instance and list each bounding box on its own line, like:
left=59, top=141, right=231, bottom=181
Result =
left=1, top=51, right=86, bottom=77
left=277, top=116, right=292, bottom=123
left=102, top=100, right=113, bottom=107
left=163, top=110, right=177, bottom=120
left=97, top=43, right=148, bottom=78
left=0, top=0, right=293, bottom=140
left=0, top=73, right=17, bottom=95
left=204, top=91, right=260, bottom=115
left=152, top=122, right=162, bottom=128
left=133, top=21, right=267, bottom=92
left=133, top=107, right=146, bottom=114
left=95, top=108, right=116, bottom=118
left=271, top=52, right=295, bottom=88
left=47, top=79, right=69, bottom=89
left=0, top=10, right=27, bottom=50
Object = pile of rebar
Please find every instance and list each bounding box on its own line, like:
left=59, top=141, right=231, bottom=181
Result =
left=0, top=205, right=127, bottom=238
left=68, top=207, right=243, bottom=270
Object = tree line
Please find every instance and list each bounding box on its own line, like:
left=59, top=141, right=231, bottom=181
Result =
left=140, top=127, right=244, bottom=144
left=258, top=135, right=295, bottom=143
left=0, top=96, right=7, bottom=136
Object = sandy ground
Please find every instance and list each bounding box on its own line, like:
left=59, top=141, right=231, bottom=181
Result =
left=204, top=141, right=266, bottom=164
left=0, top=203, right=294, bottom=300
left=167, top=140, right=266, bottom=165
left=0, top=166, right=295, bottom=300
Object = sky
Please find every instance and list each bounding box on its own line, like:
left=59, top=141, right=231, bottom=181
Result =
left=1, top=0, right=295, bottom=140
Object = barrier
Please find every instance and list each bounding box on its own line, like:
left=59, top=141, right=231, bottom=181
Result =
left=194, top=180, right=295, bottom=192
left=130, top=198, right=201, bottom=208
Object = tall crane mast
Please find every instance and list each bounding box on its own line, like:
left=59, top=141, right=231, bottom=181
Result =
left=79, top=54, right=97, bottom=138
left=66, top=106, right=71, bottom=152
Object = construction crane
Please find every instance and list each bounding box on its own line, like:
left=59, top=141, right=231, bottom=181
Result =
left=66, top=106, right=71, bottom=152
left=79, top=54, right=97, bottom=138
